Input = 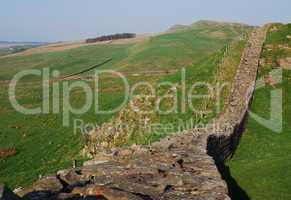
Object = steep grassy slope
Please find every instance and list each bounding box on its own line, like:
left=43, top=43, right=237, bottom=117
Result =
left=120, top=20, right=251, bottom=71
left=156, top=40, right=246, bottom=135
left=89, top=40, right=247, bottom=148
left=0, top=21, right=251, bottom=188
left=228, top=23, right=291, bottom=200
left=0, top=44, right=133, bottom=80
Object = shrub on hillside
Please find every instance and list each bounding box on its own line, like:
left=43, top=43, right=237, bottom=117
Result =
left=86, top=33, right=136, bottom=43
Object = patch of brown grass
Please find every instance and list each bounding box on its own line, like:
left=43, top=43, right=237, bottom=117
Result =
left=279, top=58, right=291, bottom=69
left=208, top=31, right=227, bottom=39
left=0, top=107, right=12, bottom=115
left=0, top=148, right=17, bottom=159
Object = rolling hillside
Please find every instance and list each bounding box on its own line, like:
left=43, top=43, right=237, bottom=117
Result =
left=0, top=20, right=252, bottom=188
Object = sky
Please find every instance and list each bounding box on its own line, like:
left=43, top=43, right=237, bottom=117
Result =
left=0, top=0, right=290, bottom=42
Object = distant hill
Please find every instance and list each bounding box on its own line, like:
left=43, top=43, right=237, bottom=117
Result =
left=0, top=41, right=46, bottom=49
left=0, top=41, right=47, bottom=56
left=191, top=20, right=251, bottom=27
left=167, top=24, right=189, bottom=32
left=168, top=20, right=254, bottom=32
left=0, top=20, right=253, bottom=79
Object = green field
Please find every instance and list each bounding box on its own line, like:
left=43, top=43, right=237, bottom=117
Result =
left=92, top=40, right=247, bottom=148
left=0, top=21, right=251, bottom=188
left=228, top=23, right=291, bottom=200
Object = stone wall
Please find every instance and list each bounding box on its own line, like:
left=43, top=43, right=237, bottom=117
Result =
left=206, top=27, right=268, bottom=162
left=1, top=27, right=267, bottom=200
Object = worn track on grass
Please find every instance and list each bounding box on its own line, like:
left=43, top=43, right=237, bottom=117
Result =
left=0, top=27, right=267, bottom=200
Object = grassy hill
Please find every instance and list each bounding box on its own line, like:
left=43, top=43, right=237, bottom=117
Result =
left=228, top=23, right=291, bottom=200
left=0, top=21, right=252, bottom=188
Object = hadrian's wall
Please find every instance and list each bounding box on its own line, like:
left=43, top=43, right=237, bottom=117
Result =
left=207, top=27, right=267, bottom=162
left=0, top=27, right=267, bottom=200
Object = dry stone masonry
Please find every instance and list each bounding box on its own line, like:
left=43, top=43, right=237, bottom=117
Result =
left=0, top=27, right=267, bottom=200
left=207, top=27, right=268, bottom=162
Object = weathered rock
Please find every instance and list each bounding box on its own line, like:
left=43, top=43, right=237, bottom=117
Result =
left=0, top=184, right=22, bottom=200
left=116, top=149, right=133, bottom=157
left=57, top=169, right=86, bottom=186
left=83, top=160, right=109, bottom=167
left=32, top=176, right=63, bottom=192
left=72, top=185, right=144, bottom=200
left=18, top=176, right=63, bottom=199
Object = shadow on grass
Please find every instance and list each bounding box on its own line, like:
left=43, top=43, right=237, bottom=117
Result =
left=207, top=111, right=251, bottom=199
left=216, top=161, right=250, bottom=200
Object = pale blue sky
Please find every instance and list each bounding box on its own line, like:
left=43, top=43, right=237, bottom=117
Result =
left=0, top=0, right=290, bottom=42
